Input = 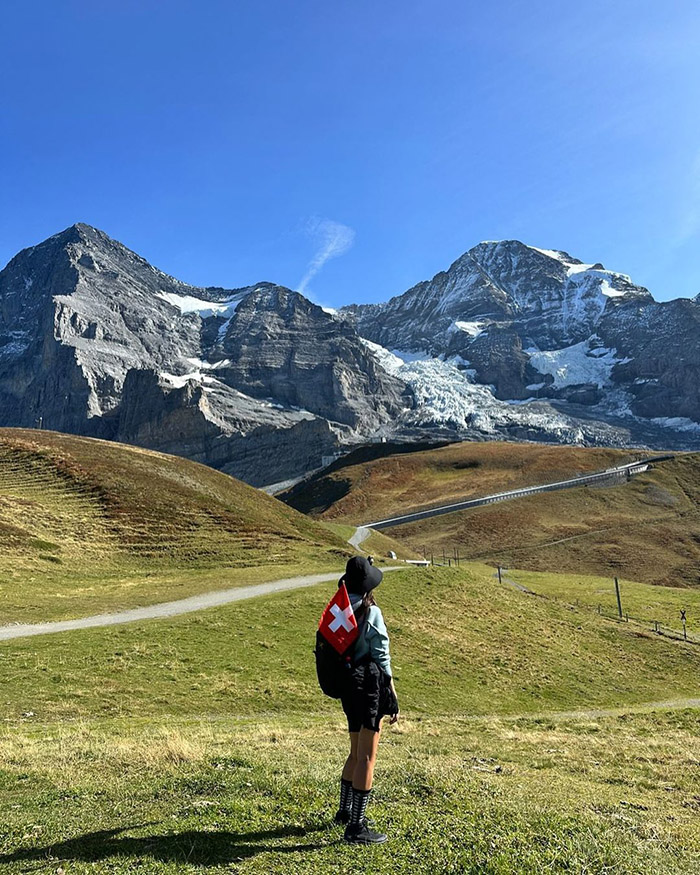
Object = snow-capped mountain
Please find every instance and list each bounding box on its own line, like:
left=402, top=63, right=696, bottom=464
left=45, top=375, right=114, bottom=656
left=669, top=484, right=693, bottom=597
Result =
left=342, top=241, right=700, bottom=445
left=0, top=228, right=698, bottom=487
left=0, top=224, right=409, bottom=485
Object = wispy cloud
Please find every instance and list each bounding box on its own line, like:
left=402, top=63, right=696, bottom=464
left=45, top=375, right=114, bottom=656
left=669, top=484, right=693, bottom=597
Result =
left=297, top=218, right=355, bottom=295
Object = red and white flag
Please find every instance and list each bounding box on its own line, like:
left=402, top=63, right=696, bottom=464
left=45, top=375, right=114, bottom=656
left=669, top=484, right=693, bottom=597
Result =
left=318, top=583, right=359, bottom=654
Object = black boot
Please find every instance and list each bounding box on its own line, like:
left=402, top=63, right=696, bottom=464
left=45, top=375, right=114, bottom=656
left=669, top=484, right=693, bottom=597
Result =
left=343, top=788, right=387, bottom=844
left=334, top=778, right=353, bottom=824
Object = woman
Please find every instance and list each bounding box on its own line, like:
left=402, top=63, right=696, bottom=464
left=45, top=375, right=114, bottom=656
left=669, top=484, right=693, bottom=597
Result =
left=335, top=556, right=399, bottom=845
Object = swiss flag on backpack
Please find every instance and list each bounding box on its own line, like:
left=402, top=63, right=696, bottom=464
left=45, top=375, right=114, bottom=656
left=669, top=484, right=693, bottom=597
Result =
left=318, top=583, right=359, bottom=654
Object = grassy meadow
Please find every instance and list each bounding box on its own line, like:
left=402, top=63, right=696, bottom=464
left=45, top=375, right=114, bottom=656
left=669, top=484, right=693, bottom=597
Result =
left=0, top=429, right=352, bottom=623
left=508, top=567, right=700, bottom=637
left=2, top=565, right=700, bottom=873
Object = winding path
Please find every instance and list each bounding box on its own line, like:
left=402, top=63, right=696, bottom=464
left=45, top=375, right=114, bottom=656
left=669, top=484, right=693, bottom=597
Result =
left=348, top=525, right=371, bottom=549
left=0, top=567, right=403, bottom=642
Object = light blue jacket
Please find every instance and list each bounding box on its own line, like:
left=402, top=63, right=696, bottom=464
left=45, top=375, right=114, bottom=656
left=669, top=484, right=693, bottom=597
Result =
left=349, top=592, right=393, bottom=677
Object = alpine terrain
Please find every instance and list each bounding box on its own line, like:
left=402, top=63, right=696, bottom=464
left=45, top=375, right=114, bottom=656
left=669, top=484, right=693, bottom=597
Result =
left=1, top=226, right=698, bottom=485
left=342, top=241, right=700, bottom=451
left=0, top=225, right=408, bottom=485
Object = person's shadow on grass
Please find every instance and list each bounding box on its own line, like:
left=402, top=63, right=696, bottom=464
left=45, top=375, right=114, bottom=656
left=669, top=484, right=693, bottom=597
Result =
left=0, top=821, right=336, bottom=867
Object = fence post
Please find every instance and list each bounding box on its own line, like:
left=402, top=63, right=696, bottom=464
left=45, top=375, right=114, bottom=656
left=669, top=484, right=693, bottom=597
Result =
left=497, top=565, right=502, bottom=585
left=614, top=577, right=623, bottom=619
left=681, top=609, right=687, bottom=641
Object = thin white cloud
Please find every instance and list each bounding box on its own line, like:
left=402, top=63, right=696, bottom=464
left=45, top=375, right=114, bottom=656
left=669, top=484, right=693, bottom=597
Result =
left=298, top=218, right=355, bottom=295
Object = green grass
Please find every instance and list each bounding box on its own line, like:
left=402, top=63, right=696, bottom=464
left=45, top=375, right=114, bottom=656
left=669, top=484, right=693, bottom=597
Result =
left=509, top=567, right=700, bottom=635
left=3, top=566, right=700, bottom=722
left=321, top=521, right=422, bottom=562
left=2, top=559, right=700, bottom=871
left=0, top=429, right=351, bottom=623
left=1, top=711, right=699, bottom=874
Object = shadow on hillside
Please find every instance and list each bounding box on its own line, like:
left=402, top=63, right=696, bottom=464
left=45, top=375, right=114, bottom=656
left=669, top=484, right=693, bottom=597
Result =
left=0, top=822, right=334, bottom=867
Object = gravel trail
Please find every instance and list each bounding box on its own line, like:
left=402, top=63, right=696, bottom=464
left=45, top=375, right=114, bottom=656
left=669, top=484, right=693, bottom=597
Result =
left=0, top=567, right=403, bottom=642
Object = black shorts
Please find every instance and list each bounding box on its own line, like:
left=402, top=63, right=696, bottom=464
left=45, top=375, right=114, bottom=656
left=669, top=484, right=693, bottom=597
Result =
left=340, top=661, right=397, bottom=733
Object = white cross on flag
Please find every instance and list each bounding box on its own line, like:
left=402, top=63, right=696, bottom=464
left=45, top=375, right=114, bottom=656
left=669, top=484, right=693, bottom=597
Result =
left=318, top=583, right=359, bottom=654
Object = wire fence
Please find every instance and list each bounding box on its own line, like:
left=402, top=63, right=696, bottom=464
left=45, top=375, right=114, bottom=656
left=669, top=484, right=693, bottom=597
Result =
left=593, top=603, right=700, bottom=646
left=417, top=547, right=699, bottom=647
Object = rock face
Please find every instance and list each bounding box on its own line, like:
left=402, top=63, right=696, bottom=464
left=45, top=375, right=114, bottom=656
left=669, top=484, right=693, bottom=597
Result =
left=343, top=241, right=700, bottom=443
left=0, top=224, right=410, bottom=485
left=1, top=227, right=698, bottom=484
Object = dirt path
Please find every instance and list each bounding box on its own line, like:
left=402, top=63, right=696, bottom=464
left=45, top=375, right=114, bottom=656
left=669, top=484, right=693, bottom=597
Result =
left=492, top=569, right=534, bottom=593
left=0, top=567, right=404, bottom=642
left=486, top=697, right=700, bottom=722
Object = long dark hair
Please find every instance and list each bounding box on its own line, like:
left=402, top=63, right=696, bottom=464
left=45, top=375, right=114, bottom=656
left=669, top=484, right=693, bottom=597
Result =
left=338, top=577, right=377, bottom=616
left=361, top=591, right=376, bottom=610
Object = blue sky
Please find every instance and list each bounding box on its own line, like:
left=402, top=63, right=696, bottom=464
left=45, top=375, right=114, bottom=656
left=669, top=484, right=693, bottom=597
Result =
left=1, top=0, right=699, bottom=306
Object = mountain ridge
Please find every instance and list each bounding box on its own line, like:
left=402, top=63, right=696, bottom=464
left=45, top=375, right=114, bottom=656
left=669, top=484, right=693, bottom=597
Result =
left=1, top=224, right=699, bottom=485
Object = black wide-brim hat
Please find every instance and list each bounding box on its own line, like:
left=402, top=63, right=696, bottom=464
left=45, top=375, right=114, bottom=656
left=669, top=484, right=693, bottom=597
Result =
left=343, top=556, right=383, bottom=594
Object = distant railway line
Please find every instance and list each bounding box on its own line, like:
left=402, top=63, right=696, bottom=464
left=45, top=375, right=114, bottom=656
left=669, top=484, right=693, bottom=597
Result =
left=365, top=455, right=675, bottom=530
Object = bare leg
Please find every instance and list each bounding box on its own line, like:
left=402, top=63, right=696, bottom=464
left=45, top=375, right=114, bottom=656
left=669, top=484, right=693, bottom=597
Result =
left=342, top=731, right=359, bottom=781
left=352, top=725, right=381, bottom=792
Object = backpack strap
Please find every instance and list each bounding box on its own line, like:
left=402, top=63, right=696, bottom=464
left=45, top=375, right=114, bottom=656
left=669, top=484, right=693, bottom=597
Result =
left=346, top=600, right=370, bottom=664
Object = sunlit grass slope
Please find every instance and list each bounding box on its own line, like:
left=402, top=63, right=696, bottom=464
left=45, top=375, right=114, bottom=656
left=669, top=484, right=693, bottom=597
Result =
left=321, top=521, right=422, bottom=561
left=1, top=565, right=700, bottom=873
left=383, top=454, right=700, bottom=587
left=282, top=440, right=640, bottom=520
left=283, top=440, right=700, bottom=587
left=0, top=428, right=350, bottom=623
left=3, top=566, right=699, bottom=722
left=509, top=567, right=700, bottom=635
left=2, top=710, right=699, bottom=875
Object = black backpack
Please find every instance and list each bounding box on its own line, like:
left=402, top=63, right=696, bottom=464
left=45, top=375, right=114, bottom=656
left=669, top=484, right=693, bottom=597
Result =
left=314, top=607, right=367, bottom=699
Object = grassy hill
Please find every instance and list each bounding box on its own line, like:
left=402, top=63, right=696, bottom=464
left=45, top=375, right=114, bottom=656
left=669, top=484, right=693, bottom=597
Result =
left=281, top=441, right=641, bottom=520
left=1, top=564, right=700, bottom=872
left=3, top=564, right=700, bottom=720
left=0, top=428, right=351, bottom=623
left=282, top=441, right=700, bottom=587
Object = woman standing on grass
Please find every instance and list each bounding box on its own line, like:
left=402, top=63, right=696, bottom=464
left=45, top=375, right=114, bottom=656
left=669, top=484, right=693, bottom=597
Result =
left=334, top=556, right=399, bottom=845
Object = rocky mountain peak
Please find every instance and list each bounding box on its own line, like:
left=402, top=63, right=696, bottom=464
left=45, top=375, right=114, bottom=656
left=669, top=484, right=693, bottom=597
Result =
left=1, top=225, right=699, bottom=483
left=0, top=225, right=415, bottom=484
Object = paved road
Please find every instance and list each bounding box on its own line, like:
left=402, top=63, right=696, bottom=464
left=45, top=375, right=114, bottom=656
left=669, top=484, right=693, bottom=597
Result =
left=0, top=567, right=404, bottom=642
left=348, top=526, right=371, bottom=548
left=365, top=456, right=672, bottom=530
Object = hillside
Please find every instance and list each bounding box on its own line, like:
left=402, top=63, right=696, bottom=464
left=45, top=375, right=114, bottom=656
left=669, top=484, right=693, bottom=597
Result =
left=281, top=440, right=640, bottom=520
left=4, top=564, right=700, bottom=720
left=281, top=441, right=700, bottom=586
left=2, top=564, right=700, bottom=872
left=0, top=428, right=350, bottom=623
left=379, top=454, right=700, bottom=587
